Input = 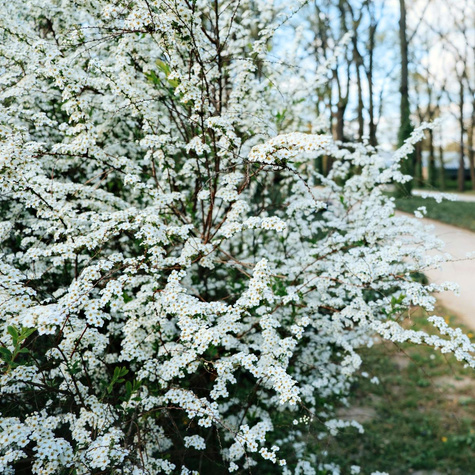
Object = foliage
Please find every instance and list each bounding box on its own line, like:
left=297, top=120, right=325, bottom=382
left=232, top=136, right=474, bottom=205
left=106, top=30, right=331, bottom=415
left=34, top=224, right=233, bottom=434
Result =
left=0, top=1, right=474, bottom=474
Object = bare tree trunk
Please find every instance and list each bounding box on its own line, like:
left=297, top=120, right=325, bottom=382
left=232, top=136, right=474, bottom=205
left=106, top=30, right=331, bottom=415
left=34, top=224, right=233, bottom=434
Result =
left=415, top=142, right=423, bottom=187
left=347, top=1, right=364, bottom=141
left=367, top=30, right=377, bottom=146
left=333, top=0, right=351, bottom=143
left=335, top=100, right=347, bottom=142
left=458, top=80, right=465, bottom=192
left=435, top=83, right=445, bottom=190
left=469, top=98, right=475, bottom=190
left=365, top=0, right=379, bottom=147
left=355, top=59, right=364, bottom=140
left=327, top=81, right=334, bottom=174
left=428, top=128, right=436, bottom=187
left=332, top=63, right=349, bottom=143
left=439, top=144, right=446, bottom=190
left=397, top=0, right=414, bottom=196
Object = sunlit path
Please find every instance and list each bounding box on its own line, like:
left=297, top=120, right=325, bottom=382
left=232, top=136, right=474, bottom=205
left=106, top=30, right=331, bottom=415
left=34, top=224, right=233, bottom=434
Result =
left=419, top=216, right=475, bottom=328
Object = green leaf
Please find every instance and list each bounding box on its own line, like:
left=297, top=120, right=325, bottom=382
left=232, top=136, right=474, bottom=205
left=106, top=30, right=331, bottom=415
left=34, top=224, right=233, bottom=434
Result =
left=20, top=327, right=36, bottom=340
left=67, top=360, right=82, bottom=376
left=107, top=366, right=129, bottom=394
left=7, top=326, right=18, bottom=346
left=167, top=78, right=179, bottom=89
left=156, top=59, right=171, bottom=77
left=113, top=366, right=129, bottom=379
left=0, top=347, right=12, bottom=362
left=7, top=326, right=18, bottom=339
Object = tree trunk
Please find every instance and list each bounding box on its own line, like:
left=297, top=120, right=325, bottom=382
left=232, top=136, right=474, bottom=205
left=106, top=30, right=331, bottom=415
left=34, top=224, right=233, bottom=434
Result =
left=351, top=26, right=364, bottom=141
left=415, top=142, right=423, bottom=187
left=438, top=144, right=446, bottom=190
left=367, top=33, right=377, bottom=146
left=327, top=81, right=334, bottom=175
left=356, top=62, right=364, bottom=140
left=458, top=80, right=465, bottom=192
left=334, top=0, right=350, bottom=143
left=396, top=0, right=414, bottom=196
left=335, top=100, right=347, bottom=142
left=428, top=128, right=436, bottom=187
left=469, top=98, right=475, bottom=190
left=366, top=2, right=378, bottom=147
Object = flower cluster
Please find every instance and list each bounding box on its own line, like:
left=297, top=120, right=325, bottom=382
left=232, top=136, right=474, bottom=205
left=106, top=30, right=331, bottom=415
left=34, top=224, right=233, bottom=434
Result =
left=249, top=133, right=332, bottom=165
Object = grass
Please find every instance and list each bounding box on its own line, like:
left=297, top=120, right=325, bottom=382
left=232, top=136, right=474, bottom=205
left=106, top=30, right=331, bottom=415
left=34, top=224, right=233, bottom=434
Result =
left=323, top=306, right=475, bottom=474
left=414, top=177, right=473, bottom=192
left=438, top=178, right=474, bottom=192
left=394, top=195, right=475, bottom=232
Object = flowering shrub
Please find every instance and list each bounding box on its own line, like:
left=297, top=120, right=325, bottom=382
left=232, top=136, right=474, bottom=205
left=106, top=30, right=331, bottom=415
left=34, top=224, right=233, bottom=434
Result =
left=0, top=1, right=473, bottom=474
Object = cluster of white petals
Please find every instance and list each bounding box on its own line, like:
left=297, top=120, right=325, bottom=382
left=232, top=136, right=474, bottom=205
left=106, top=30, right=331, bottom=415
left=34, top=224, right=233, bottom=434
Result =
left=249, top=133, right=332, bottom=165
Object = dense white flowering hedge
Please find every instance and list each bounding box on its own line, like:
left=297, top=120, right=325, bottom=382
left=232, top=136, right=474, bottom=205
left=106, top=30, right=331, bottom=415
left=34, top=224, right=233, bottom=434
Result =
left=0, top=1, right=473, bottom=474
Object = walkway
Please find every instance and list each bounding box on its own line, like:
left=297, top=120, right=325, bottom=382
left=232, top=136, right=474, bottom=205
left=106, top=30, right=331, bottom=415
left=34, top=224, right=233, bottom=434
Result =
left=417, top=216, right=475, bottom=328
left=413, top=189, right=475, bottom=202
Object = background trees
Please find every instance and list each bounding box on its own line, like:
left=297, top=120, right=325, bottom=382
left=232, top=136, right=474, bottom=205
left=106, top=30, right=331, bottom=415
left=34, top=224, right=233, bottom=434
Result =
left=294, top=0, right=474, bottom=192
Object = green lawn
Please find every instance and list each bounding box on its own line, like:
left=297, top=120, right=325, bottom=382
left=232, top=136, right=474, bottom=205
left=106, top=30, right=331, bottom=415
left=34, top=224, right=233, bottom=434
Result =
left=395, top=195, right=475, bottom=232
left=324, top=308, right=475, bottom=474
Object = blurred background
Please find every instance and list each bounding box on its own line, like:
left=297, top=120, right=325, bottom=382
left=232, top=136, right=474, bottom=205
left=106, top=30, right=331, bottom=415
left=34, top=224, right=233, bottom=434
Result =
left=280, top=0, right=474, bottom=193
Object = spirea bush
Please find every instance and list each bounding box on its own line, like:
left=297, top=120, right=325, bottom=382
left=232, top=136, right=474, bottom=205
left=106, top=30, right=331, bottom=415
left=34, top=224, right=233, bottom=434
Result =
left=0, top=1, right=473, bottom=474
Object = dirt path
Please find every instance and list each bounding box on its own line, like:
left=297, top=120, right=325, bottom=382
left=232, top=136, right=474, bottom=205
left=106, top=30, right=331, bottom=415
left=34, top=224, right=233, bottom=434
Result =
left=415, top=216, right=475, bottom=329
